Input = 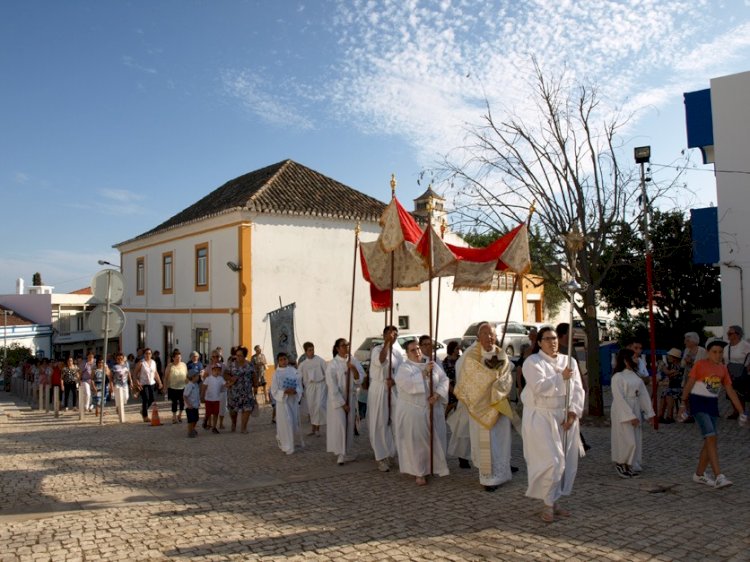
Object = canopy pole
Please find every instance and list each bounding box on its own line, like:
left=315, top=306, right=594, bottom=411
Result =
left=346, top=222, right=361, bottom=450
left=387, top=174, right=397, bottom=425
left=426, top=198, right=435, bottom=476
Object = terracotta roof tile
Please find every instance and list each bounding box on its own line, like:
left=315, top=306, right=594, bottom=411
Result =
left=0, top=305, right=35, bottom=326
left=124, top=160, right=387, bottom=243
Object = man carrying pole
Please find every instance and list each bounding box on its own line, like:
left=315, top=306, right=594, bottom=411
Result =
left=368, top=325, right=402, bottom=472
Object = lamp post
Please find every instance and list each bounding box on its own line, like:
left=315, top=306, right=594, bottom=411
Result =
left=98, top=260, right=121, bottom=270
left=635, top=145, right=658, bottom=429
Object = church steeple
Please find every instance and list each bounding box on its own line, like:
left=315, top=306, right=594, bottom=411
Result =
left=413, top=186, right=446, bottom=223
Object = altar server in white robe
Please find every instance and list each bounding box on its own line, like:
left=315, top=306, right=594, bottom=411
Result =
left=521, top=326, right=585, bottom=523
left=326, top=338, right=363, bottom=465
left=610, top=348, right=654, bottom=477
left=299, top=342, right=328, bottom=437
left=454, top=323, right=517, bottom=492
left=394, top=339, right=450, bottom=485
left=368, top=325, right=403, bottom=472
left=270, top=352, right=304, bottom=455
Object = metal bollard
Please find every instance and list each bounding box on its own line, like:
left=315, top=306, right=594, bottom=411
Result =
left=38, top=384, right=44, bottom=411
left=43, top=384, right=50, bottom=412
left=79, top=384, right=85, bottom=421
left=54, top=386, right=60, bottom=418
left=116, top=386, right=126, bottom=423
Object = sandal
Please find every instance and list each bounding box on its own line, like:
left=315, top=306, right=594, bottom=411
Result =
left=554, top=504, right=571, bottom=517
left=415, top=476, right=427, bottom=486
left=541, top=505, right=554, bottom=523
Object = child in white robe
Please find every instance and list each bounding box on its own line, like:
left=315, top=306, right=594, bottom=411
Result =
left=611, top=348, right=655, bottom=478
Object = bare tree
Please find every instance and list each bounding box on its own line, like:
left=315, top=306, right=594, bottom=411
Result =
left=440, top=62, right=681, bottom=416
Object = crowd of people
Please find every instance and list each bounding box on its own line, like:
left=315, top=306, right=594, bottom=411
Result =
left=5, top=322, right=749, bottom=522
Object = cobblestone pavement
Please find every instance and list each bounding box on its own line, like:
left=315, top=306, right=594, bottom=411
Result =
left=1, top=391, right=749, bottom=561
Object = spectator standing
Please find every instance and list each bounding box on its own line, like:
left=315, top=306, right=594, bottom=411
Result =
left=91, top=358, right=112, bottom=418
left=251, top=345, right=267, bottom=391
left=680, top=339, right=746, bottom=488
left=227, top=346, right=257, bottom=434
left=183, top=370, right=202, bottom=438
left=61, top=357, right=80, bottom=411
left=164, top=349, right=188, bottom=424
left=658, top=349, right=683, bottom=423
left=723, top=325, right=750, bottom=418
left=50, top=359, right=63, bottom=408
left=153, top=350, right=164, bottom=395
left=80, top=352, right=96, bottom=413
left=133, top=348, right=163, bottom=422
left=110, top=352, right=132, bottom=417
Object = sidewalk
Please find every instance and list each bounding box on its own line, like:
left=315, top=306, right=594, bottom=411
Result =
left=1, top=391, right=748, bottom=561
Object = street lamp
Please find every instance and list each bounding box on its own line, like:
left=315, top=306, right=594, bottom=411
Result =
left=2, top=309, right=14, bottom=369
left=634, top=145, right=658, bottom=429
left=98, top=260, right=121, bottom=269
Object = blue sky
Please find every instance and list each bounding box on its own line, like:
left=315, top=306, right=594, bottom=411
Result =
left=2, top=0, right=750, bottom=294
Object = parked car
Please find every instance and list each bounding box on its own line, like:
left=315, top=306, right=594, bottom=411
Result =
left=354, top=333, right=447, bottom=373
left=460, top=321, right=530, bottom=357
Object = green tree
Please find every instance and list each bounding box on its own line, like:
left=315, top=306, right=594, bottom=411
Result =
left=32, top=272, right=42, bottom=286
left=599, top=210, right=720, bottom=347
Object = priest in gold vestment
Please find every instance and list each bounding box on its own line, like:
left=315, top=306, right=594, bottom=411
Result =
left=454, top=322, right=517, bottom=492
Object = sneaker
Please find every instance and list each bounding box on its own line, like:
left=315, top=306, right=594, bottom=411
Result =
left=616, top=464, right=631, bottom=479
left=692, top=473, right=716, bottom=486
left=714, top=474, right=733, bottom=488
left=377, top=459, right=390, bottom=472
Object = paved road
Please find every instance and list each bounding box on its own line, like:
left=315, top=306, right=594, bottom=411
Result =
left=1, top=391, right=748, bottom=561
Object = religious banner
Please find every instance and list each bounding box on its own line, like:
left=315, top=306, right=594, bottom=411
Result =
left=268, top=303, right=298, bottom=365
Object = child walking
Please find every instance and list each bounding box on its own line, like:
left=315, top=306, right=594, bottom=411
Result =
left=183, top=370, right=201, bottom=438
left=611, top=348, right=654, bottom=478
left=202, top=364, right=226, bottom=434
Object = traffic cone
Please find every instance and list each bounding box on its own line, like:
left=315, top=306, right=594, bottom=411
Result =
left=150, top=402, right=162, bottom=426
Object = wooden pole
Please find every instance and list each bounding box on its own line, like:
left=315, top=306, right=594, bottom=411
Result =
left=345, top=223, right=360, bottom=449
left=426, top=199, right=435, bottom=476
left=387, top=175, right=397, bottom=425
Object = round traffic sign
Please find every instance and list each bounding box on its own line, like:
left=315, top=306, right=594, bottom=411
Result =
left=87, top=304, right=126, bottom=339
left=91, top=269, right=125, bottom=304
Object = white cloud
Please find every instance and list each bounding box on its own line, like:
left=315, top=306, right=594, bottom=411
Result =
left=122, top=55, right=157, bottom=75
left=99, top=188, right=144, bottom=203
left=13, top=172, right=29, bottom=184
left=221, top=69, right=315, bottom=130
left=326, top=0, right=747, bottom=166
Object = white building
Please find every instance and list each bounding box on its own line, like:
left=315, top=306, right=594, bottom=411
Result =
left=685, top=70, right=750, bottom=331
left=0, top=279, right=106, bottom=358
left=113, top=160, right=543, bottom=361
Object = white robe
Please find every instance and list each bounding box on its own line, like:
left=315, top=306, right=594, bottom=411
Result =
left=367, top=343, right=402, bottom=461
left=299, top=355, right=328, bottom=426
left=446, top=358, right=471, bottom=459
left=394, top=359, right=450, bottom=477
left=521, top=350, right=585, bottom=505
left=326, top=355, right=363, bottom=457
left=271, top=366, right=304, bottom=455
left=610, top=369, right=654, bottom=469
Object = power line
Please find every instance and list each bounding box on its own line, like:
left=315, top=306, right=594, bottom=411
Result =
left=652, top=162, right=750, bottom=176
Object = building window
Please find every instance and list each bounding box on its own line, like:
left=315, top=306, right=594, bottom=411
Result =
left=136, top=323, right=146, bottom=351
left=162, top=252, right=173, bottom=294
left=136, top=257, right=145, bottom=295
left=398, top=315, right=410, bottom=330
left=59, top=314, right=70, bottom=336
left=195, top=328, right=210, bottom=360
left=76, top=313, right=86, bottom=332
left=195, top=243, right=209, bottom=291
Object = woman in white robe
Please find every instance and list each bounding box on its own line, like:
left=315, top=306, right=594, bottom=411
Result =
left=394, top=339, right=450, bottom=485
left=326, top=338, right=364, bottom=465
left=610, top=348, right=655, bottom=476
left=521, top=326, right=585, bottom=523
left=270, top=353, right=304, bottom=455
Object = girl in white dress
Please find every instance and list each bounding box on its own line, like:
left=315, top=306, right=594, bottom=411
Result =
left=610, top=348, right=655, bottom=478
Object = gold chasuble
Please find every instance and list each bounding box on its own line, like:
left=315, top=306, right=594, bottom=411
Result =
left=454, top=343, right=516, bottom=473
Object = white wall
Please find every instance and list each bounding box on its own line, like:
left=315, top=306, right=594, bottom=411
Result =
left=711, top=70, right=750, bottom=329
